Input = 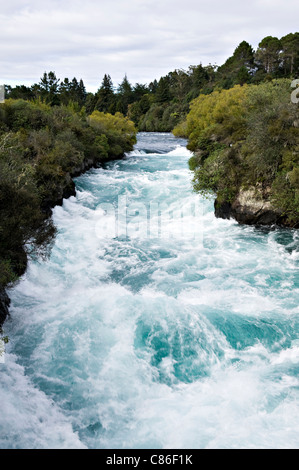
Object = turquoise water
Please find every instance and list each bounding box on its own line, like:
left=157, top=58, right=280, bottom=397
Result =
left=0, top=132, right=298, bottom=449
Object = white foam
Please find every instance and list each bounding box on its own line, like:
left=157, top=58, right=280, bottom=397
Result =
left=0, top=355, right=85, bottom=449
left=2, top=132, right=298, bottom=449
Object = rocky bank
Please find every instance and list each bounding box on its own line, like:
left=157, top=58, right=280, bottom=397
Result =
left=214, top=187, right=296, bottom=227
left=0, top=289, right=10, bottom=326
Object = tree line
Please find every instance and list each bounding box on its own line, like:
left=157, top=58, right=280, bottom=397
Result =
left=5, top=33, right=299, bottom=132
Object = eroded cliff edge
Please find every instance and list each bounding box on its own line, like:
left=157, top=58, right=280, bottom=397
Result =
left=214, top=187, right=297, bottom=228
left=0, top=289, right=10, bottom=326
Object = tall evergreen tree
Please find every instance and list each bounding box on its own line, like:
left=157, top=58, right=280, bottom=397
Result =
left=116, top=75, right=133, bottom=114
left=190, top=64, right=210, bottom=90
left=132, top=83, right=148, bottom=101
left=217, top=41, right=255, bottom=87
left=155, top=77, right=171, bottom=104
left=255, top=36, right=282, bottom=75
left=233, top=41, right=255, bottom=68
left=78, top=79, right=87, bottom=105
left=148, top=79, right=158, bottom=94
left=95, top=74, right=115, bottom=113
left=59, top=78, right=71, bottom=105
left=280, top=33, right=299, bottom=76
left=38, top=71, right=60, bottom=105
left=58, top=77, right=86, bottom=106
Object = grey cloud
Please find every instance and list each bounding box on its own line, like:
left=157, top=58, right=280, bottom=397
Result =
left=0, top=0, right=298, bottom=91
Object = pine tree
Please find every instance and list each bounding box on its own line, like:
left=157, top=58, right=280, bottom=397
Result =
left=280, top=33, right=299, bottom=76
left=38, top=71, right=60, bottom=105
left=116, top=75, right=133, bottom=114
left=78, top=79, right=87, bottom=105
left=217, top=41, right=255, bottom=87
left=255, top=36, right=282, bottom=75
left=59, top=78, right=71, bottom=105
left=233, top=41, right=255, bottom=68
left=95, top=74, right=115, bottom=113
left=155, top=77, right=171, bottom=104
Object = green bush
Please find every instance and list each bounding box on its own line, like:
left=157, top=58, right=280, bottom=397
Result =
left=179, top=80, right=299, bottom=225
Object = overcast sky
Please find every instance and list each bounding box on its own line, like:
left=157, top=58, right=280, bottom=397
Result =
left=0, top=0, right=298, bottom=92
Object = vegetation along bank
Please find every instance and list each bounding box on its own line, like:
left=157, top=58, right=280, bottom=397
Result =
left=0, top=99, right=136, bottom=325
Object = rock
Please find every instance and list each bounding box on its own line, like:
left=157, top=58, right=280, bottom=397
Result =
left=0, top=289, right=10, bottom=326
left=215, top=187, right=288, bottom=226
left=214, top=200, right=232, bottom=220
left=41, top=177, right=76, bottom=215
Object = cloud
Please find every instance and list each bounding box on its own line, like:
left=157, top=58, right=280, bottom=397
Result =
left=0, top=0, right=298, bottom=92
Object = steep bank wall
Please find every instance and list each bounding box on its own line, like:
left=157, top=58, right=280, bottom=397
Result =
left=214, top=188, right=296, bottom=228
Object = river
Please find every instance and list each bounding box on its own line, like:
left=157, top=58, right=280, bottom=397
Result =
left=0, top=132, right=298, bottom=449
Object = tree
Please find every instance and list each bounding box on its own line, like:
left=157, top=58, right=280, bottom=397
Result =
left=190, top=64, right=209, bottom=89
left=59, top=77, right=71, bottom=105
left=6, top=85, right=34, bottom=101
left=95, top=74, right=115, bottom=113
left=168, top=69, right=191, bottom=104
left=148, top=79, right=158, bottom=94
left=255, top=36, right=282, bottom=75
left=116, top=75, right=133, bottom=115
left=280, top=33, right=299, bottom=76
left=38, top=71, right=60, bottom=105
left=155, top=76, right=171, bottom=104
left=233, top=41, right=255, bottom=68
left=59, top=77, right=87, bottom=106
left=217, top=41, right=255, bottom=86
left=132, top=83, right=148, bottom=101
left=78, top=79, right=87, bottom=105
left=236, top=66, right=251, bottom=85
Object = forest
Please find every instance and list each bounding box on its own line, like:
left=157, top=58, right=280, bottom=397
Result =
left=5, top=33, right=299, bottom=132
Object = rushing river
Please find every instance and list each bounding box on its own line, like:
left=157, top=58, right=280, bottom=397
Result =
left=0, top=132, right=299, bottom=449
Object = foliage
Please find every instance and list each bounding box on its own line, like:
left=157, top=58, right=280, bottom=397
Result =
left=0, top=131, right=57, bottom=283
left=115, top=75, right=134, bottom=115
left=280, top=33, right=299, bottom=76
left=216, top=41, right=255, bottom=88
left=177, top=80, right=299, bottom=225
left=0, top=99, right=137, bottom=288
left=88, top=111, right=136, bottom=157
left=94, top=74, right=116, bottom=113
left=174, top=85, right=248, bottom=149
left=255, top=36, right=282, bottom=76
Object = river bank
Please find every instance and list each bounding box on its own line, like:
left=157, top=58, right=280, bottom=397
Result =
left=0, top=160, right=113, bottom=328
left=173, top=80, right=299, bottom=229
left=214, top=188, right=299, bottom=228
left=0, top=101, right=137, bottom=328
